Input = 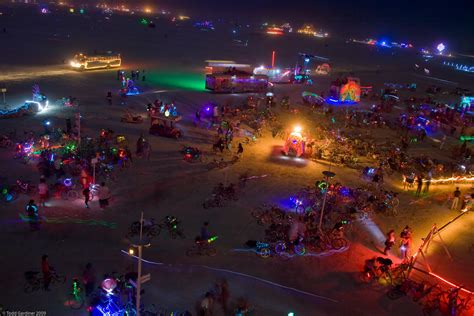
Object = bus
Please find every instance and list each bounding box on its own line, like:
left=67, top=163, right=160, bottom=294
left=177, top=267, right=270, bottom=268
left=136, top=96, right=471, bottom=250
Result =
left=70, top=52, right=121, bottom=70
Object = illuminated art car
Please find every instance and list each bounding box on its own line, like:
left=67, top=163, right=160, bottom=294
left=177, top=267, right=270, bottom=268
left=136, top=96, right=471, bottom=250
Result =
left=283, top=126, right=305, bottom=157
left=70, top=52, right=121, bottom=70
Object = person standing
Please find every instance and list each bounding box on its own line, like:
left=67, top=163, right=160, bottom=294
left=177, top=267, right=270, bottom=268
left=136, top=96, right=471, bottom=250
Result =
left=415, top=175, right=423, bottom=197
left=451, top=187, right=461, bottom=210
left=383, top=229, right=396, bottom=255
left=38, top=178, right=48, bottom=207
left=195, top=109, right=201, bottom=127
left=82, top=263, right=96, bottom=297
left=83, top=186, right=90, bottom=208
left=142, top=140, right=151, bottom=161
left=106, top=92, right=112, bottom=105
left=199, top=292, right=214, bottom=316
left=237, top=143, right=243, bottom=158
left=399, top=235, right=412, bottom=262
left=424, top=171, right=432, bottom=194
left=41, top=255, right=52, bottom=291
left=26, top=200, right=39, bottom=231
left=97, top=182, right=111, bottom=209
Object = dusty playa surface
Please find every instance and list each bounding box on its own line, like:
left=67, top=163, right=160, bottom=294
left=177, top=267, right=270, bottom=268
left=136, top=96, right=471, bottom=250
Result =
left=0, top=6, right=473, bottom=316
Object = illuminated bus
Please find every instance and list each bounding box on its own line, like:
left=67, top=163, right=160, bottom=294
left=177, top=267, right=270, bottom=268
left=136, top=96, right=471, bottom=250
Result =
left=205, top=73, right=268, bottom=93
left=70, top=52, right=121, bottom=70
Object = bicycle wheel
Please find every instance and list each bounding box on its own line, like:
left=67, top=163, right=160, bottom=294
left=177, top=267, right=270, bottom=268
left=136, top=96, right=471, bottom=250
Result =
left=68, top=294, right=84, bottom=309
left=274, top=242, right=287, bottom=255
left=206, top=247, right=217, bottom=257
left=294, top=244, right=306, bottom=256
left=258, top=247, right=271, bottom=258
left=386, top=288, right=405, bottom=300
left=24, top=281, right=40, bottom=293
left=52, top=274, right=66, bottom=285
left=186, top=248, right=199, bottom=257
left=67, top=190, right=79, bottom=200
left=331, top=238, right=347, bottom=250
left=295, top=204, right=305, bottom=214
left=148, top=224, right=161, bottom=237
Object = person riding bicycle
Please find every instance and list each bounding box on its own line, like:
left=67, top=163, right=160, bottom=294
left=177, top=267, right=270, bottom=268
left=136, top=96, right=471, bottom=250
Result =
left=164, top=215, right=179, bottom=229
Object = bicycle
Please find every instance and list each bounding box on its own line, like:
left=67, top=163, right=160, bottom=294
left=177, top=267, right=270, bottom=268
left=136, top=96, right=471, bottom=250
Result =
left=24, top=270, right=66, bottom=293
left=67, top=278, right=84, bottom=310
left=274, top=235, right=306, bottom=260
left=126, top=218, right=161, bottom=239
left=186, top=236, right=218, bottom=257
left=163, top=216, right=186, bottom=239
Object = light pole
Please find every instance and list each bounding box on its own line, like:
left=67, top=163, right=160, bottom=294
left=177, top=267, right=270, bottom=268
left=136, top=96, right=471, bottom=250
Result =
left=129, top=212, right=151, bottom=316
left=318, top=170, right=336, bottom=231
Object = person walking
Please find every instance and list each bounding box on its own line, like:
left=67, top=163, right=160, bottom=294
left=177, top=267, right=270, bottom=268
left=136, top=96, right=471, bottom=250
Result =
left=415, top=175, right=423, bottom=197
left=383, top=229, right=396, bottom=255
left=218, top=279, right=230, bottom=314
left=38, top=178, right=48, bottom=207
left=83, top=186, right=90, bottom=208
left=97, top=182, right=111, bottom=209
left=26, top=199, right=39, bottom=231
left=451, top=187, right=461, bottom=210
left=82, top=263, right=96, bottom=297
left=41, top=255, right=52, bottom=291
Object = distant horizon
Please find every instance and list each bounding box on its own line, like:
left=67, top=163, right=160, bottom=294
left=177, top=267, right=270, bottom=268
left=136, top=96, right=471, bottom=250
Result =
left=4, top=0, right=474, bottom=54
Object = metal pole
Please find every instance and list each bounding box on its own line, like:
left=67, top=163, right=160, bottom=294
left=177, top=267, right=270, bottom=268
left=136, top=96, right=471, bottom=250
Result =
left=136, top=245, right=142, bottom=316
left=318, top=176, right=329, bottom=231
left=136, top=211, right=144, bottom=316
left=92, top=163, right=96, bottom=185
left=2, top=91, right=5, bottom=104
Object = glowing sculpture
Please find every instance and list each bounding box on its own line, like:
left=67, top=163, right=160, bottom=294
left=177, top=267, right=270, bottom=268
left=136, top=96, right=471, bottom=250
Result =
left=283, top=126, right=306, bottom=157
left=339, top=79, right=361, bottom=102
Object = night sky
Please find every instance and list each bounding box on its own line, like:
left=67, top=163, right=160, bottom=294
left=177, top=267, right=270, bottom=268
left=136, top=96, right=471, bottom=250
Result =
left=155, top=0, right=474, bottom=53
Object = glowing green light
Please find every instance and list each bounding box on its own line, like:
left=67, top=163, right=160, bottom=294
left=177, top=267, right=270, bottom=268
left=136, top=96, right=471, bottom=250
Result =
left=141, top=18, right=149, bottom=25
left=208, top=235, right=218, bottom=243
left=460, top=135, right=474, bottom=142
left=79, top=9, right=84, bottom=14
left=146, top=70, right=205, bottom=91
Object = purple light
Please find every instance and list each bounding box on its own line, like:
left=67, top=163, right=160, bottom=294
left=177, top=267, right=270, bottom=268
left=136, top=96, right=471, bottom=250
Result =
left=63, top=178, right=73, bottom=187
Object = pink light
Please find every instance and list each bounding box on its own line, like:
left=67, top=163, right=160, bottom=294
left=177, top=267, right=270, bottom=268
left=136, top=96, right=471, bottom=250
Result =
left=271, top=50, right=276, bottom=68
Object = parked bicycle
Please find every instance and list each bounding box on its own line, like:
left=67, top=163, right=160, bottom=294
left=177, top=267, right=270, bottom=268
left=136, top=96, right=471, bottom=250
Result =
left=24, top=270, right=66, bottom=293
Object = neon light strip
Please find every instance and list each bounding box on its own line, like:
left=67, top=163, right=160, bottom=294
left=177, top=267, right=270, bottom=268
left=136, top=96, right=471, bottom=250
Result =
left=424, top=176, right=474, bottom=183
left=120, top=250, right=338, bottom=302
